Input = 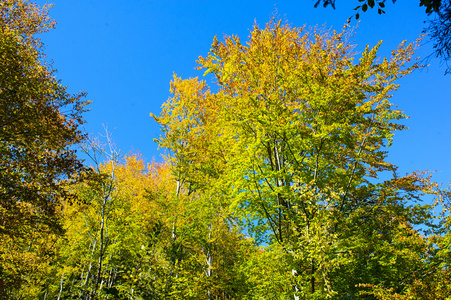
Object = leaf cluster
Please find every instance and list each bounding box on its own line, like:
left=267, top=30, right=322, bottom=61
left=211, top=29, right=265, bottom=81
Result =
left=0, top=0, right=89, bottom=296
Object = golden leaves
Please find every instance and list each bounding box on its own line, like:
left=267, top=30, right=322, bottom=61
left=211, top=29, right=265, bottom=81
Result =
left=152, top=16, right=442, bottom=299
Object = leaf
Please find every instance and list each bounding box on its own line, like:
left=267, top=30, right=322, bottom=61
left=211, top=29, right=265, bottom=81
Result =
left=153, top=17, right=440, bottom=300
left=203, top=67, right=213, bottom=76
left=0, top=1, right=88, bottom=296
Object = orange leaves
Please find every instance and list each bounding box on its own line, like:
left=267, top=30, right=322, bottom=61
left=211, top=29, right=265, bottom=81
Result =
left=389, top=171, right=439, bottom=195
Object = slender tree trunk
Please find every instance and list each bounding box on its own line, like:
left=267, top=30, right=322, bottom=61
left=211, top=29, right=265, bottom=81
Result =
left=90, top=193, right=108, bottom=300
left=57, top=273, right=64, bottom=300
left=205, top=224, right=213, bottom=300
left=311, top=259, right=315, bottom=295
left=292, top=269, right=300, bottom=300
left=81, top=238, right=97, bottom=299
left=166, top=172, right=182, bottom=297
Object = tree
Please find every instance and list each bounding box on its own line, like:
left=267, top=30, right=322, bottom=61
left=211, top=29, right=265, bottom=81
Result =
left=153, top=72, right=258, bottom=298
left=0, top=0, right=88, bottom=296
left=43, top=145, right=254, bottom=299
left=155, top=18, right=447, bottom=298
left=315, top=0, right=451, bottom=73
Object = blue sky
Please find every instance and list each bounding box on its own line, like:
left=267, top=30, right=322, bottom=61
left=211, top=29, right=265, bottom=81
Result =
left=37, top=0, right=450, bottom=187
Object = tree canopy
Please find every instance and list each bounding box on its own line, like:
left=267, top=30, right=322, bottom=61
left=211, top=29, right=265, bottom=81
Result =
left=1, top=1, right=450, bottom=299
left=0, top=0, right=88, bottom=295
left=153, top=18, right=451, bottom=299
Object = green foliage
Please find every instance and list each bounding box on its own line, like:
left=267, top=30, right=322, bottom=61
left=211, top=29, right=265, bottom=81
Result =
left=154, top=18, right=449, bottom=299
left=1, top=2, right=449, bottom=298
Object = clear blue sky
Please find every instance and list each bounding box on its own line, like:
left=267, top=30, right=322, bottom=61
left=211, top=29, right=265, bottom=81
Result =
left=37, top=0, right=450, bottom=187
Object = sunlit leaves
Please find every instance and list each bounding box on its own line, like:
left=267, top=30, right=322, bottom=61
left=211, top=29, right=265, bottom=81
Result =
left=154, top=17, right=445, bottom=299
left=0, top=1, right=88, bottom=297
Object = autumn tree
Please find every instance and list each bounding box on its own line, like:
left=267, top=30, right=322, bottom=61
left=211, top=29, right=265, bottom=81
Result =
left=153, top=74, right=250, bottom=299
left=155, top=18, right=447, bottom=299
left=0, top=0, right=88, bottom=296
left=38, top=145, right=254, bottom=299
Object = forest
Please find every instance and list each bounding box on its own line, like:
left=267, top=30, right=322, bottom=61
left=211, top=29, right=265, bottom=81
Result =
left=1, top=0, right=450, bottom=299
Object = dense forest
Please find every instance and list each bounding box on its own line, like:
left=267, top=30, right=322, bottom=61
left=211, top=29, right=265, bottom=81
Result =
left=1, top=1, right=450, bottom=299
